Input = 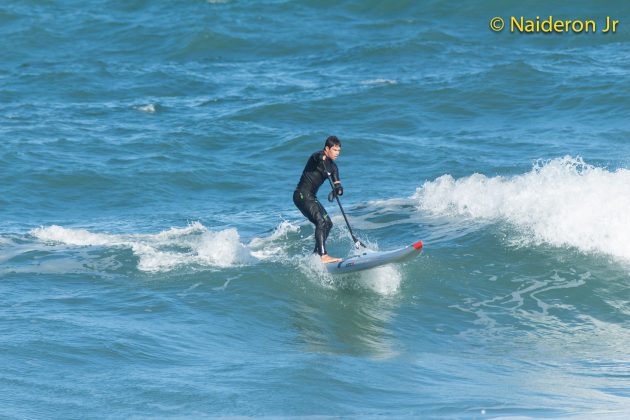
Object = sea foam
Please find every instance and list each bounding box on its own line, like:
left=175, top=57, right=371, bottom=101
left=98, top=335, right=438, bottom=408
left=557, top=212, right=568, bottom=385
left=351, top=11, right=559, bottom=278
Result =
left=30, top=222, right=255, bottom=272
left=248, top=220, right=300, bottom=260
left=136, top=103, right=157, bottom=113
left=413, top=156, right=630, bottom=260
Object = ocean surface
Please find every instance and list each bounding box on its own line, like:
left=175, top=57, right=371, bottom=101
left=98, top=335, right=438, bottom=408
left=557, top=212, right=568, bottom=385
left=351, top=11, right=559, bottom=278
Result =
left=1, top=0, right=629, bottom=418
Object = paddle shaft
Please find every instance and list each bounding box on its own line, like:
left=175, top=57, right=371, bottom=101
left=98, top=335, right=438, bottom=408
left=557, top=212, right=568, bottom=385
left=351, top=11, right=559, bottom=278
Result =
left=322, top=157, right=366, bottom=249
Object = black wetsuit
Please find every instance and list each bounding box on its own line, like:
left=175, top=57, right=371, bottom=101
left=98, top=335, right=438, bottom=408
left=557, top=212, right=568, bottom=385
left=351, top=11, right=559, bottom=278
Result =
left=293, top=151, right=340, bottom=255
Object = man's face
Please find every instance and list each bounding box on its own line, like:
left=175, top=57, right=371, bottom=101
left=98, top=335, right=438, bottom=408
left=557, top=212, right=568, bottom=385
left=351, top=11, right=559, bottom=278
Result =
left=325, top=145, right=341, bottom=160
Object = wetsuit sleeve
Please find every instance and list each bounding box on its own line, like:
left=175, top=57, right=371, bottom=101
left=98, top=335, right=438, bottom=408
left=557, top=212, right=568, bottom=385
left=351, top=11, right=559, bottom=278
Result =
left=330, top=161, right=340, bottom=184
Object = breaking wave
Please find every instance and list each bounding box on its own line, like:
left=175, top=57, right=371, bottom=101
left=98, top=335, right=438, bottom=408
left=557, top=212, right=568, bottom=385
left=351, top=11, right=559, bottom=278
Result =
left=413, top=156, right=630, bottom=260
left=30, top=222, right=255, bottom=272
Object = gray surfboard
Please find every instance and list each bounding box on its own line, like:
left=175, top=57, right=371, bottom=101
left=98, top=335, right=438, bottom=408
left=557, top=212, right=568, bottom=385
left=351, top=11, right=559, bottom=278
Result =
left=326, top=240, right=423, bottom=274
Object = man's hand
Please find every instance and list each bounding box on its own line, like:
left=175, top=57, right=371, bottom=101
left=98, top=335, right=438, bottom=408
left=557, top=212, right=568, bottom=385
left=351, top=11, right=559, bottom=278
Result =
left=328, top=184, right=344, bottom=202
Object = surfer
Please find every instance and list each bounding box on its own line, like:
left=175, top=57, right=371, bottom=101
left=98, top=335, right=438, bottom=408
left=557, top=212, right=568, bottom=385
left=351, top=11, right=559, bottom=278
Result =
left=293, top=136, right=344, bottom=264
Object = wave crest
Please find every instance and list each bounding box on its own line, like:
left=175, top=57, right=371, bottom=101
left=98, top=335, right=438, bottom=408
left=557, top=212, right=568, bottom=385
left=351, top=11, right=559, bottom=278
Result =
left=413, top=156, right=630, bottom=260
left=30, top=222, right=254, bottom=272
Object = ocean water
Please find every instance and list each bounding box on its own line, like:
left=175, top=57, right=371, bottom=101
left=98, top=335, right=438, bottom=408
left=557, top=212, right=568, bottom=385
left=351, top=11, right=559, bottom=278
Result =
left=1, top=0, right=629, bottom=417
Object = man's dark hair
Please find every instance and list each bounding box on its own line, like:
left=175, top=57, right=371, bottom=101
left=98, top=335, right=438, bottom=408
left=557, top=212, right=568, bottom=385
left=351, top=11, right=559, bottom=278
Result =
left=324, top=135, right=341, bottom=149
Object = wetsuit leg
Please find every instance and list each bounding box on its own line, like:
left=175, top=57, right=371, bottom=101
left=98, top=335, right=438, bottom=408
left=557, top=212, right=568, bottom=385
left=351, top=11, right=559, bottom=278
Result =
left=313, top=202, right=333, bottom=255
left=293, top=190, right=333, bottom=256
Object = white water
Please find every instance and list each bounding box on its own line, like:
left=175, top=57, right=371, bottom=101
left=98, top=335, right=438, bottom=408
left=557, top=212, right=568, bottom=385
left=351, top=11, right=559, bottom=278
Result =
left=30, top=222, right=255, bottom=272
left=414, top=156, right=630, bottom=260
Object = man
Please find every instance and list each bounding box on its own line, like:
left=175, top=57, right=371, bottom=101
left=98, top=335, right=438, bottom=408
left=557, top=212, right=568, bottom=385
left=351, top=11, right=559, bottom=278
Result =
left=293, top=136, right=344, bottom=263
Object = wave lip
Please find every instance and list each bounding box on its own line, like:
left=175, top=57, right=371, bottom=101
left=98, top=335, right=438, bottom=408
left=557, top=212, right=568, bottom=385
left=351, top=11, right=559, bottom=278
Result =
left=29, top=222, right=255, bottom=272
left=413, top=156, right=630, bottom=260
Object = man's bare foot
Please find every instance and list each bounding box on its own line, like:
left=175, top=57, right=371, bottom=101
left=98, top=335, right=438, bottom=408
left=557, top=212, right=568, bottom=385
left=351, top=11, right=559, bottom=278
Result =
left=321, top=254, right=342, bottom=264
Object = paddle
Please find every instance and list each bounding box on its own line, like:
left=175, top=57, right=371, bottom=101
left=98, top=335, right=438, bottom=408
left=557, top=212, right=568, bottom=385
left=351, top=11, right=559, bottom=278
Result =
left=322, top=156, right=367, bottom=249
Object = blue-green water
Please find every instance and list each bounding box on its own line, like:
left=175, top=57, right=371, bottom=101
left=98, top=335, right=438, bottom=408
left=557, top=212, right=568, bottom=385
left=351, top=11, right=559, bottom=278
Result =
left=1, top=1, right=629, bottom=417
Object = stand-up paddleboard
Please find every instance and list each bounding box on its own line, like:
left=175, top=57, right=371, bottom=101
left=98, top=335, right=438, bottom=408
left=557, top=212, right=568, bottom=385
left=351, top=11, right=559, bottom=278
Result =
left=326, top=240, right=423, bottom=274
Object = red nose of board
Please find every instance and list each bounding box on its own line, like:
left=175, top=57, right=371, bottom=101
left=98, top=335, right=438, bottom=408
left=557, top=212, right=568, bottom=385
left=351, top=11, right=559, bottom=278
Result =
left=412, top=240, right=423, bottom=250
